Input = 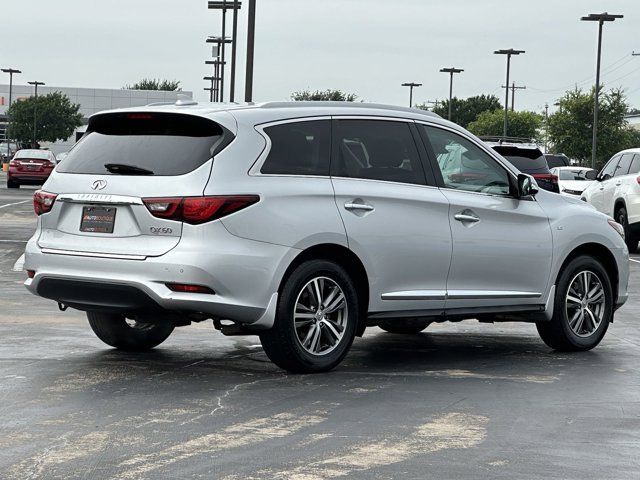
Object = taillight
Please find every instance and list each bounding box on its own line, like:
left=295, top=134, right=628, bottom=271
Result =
left=636, top=176, right=640, bottom=185
left=33, top=190, right=57, bottom=215
left=143, top=195, right=259, bottom=225
left=9, top=160, right=18, bottom=167
left=550, top=174, right=559, bottom=184
left=165, top=283, right=215, bottom=294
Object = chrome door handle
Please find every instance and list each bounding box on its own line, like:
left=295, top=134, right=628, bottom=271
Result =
left=344, top=202, right=374, bottom=212
left=454, top=213, right=480, bottom=223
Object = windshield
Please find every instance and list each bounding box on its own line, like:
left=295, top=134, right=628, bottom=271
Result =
left=57, top=112, right=227, bottom=176
left=492, top=146, right=547, bottom=172
left=558, top=169, right=593, bottom=181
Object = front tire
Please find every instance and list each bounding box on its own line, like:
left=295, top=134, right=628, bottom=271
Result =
left=536, top=255, right=612, bottom=351
left=87, top=312, right=174, bottom=351
left=378, top=318, right=431, bottom=334
left=6, top=178, right=19, bottom=189
left=616, top=207, right=638, bottom=253
left=260, top=260, right=359, bottom=373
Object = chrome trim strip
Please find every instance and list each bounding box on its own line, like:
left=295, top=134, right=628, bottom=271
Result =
left=57, top=193, right=143, bottom=205
left=446, top=290, right=542, bottom=300
left=382, top=290, right=541, bottom=301
left=41, top=248, right=147, bottom=261
left=382, top=290, right=447, bottom=301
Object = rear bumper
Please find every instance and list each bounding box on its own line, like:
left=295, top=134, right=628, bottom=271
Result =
left=24, top=222, right=299, bottom=328
left=8, top=170, right=50, bottom=184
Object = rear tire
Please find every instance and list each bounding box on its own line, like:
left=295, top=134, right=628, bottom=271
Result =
left=378, top=318, right=431, bottom=334
left=616, top=207, right=638, bottom=253
left=536, top=255, right=612, bottom=352
left=6, top=178, right=19, bottom=189
left=87, top=312, right=174, bottom=351
left=260, top=259, right=359, bottom=373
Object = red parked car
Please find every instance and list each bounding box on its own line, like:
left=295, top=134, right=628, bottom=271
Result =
left=7, top=149, right=57, bottom=188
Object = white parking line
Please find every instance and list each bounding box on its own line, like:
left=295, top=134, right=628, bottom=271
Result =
left=12, top=254, right=25, bottom=272
left=0, top=240, right=28, bottom=243
left=0, top=200, right=29, bottom=210
left=629, top=258, right=640, bottom=264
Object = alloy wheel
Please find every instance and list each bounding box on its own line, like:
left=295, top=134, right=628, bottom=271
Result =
left=565, top=270, right=606, bottom=338
left=293, top=276, right=348, bottom=356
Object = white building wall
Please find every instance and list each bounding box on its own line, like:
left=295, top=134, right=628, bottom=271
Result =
left=0, top=84, right=192, bottom=153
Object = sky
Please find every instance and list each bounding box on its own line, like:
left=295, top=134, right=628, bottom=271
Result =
left=2, top=0, right=639, bottom=114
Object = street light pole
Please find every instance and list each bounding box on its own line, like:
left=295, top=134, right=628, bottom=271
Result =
left=401, top=82, right=422, bottom=108
left=1, top=68, right=21, bottom=159
left=581, top=12, right=623, bottom=169
left=439, top=67, right=463, bottom=121
left=494, top=49, right=525, bottom=138
left=230, top=0, right=240, bottom=102
left=245, top=0, right=257, bottom=102
left=27, top=81, right=44, bottom=148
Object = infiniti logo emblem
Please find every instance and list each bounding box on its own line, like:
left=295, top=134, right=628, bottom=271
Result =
left=91, top=180, right=107, bottom=190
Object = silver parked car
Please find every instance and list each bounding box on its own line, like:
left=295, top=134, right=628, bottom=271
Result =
left=24, top=101, right=629, bottom=373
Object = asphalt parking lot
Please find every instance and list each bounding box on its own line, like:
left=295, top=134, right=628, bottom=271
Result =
left=1, top=172, right=639, bottom=479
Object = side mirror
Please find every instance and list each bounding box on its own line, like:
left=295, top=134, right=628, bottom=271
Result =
left=585, top=170, right=598, bottom=181
left=517, top=173, right=539, bottom=198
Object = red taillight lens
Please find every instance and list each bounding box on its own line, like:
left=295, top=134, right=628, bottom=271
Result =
left=636, top=176, right=640, bottom=185
left=9, top=160, right=18, bottom=167
left=26, top=270, right=35, bottom=279
left=550, top=174, right=559, bottom=184
left=33, top=190, right=57, bottom=215
left=165, top=283, right=215, bottom=294
left=143, top=195, right=259, bottom=225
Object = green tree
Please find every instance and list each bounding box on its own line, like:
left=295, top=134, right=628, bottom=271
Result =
left=548, top=87, right=640, bottom=168
left=124, top=78, right=181, bottom=91
left=417, top=94, right=502, bottom=128
left=291, top=89, right=358, bottom=102
left=7, top=92, right=83, bottom=145
left=467, top=109, right=542, bottom=140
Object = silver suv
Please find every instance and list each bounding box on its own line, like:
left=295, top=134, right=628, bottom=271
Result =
left=24, top=101, right=629, bottom=373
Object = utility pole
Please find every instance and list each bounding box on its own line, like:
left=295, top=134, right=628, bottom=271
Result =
left=401, top=82, right=422, bottom=108
left=230, top=0, right=240, bottom=102
left=494, top=49, right=525, bottom=138
left=1, top=68, right=21, bottom=159
left=501, top=82, right=526, bottom=111
left=544, top=103, right=549, bottom=153
left=205, top=59, right=226, bottom=102
left=27, top=81, right=45, bottom=148
left=426, top=99, right=441, bottom=111
left=439, top=67, right=463, bottom=121
left=245, top=0, right=257, bottom=102
left=581, top=12, right=623, bottom=169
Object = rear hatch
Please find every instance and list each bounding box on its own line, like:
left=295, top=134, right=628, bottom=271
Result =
left=492, top=145, right=559, bottom=193
left=38, top=111, right=232, bottom=258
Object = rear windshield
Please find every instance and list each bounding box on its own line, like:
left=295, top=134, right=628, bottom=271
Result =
left=544, top=154, right=570, bottom=168
left=558, top=169, right=593, bottom=181
left=492, top=146, right=548, bottom=172
left=57, top=112, right=227, bottom=176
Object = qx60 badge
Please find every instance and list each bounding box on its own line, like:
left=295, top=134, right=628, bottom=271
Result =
left=91, top=179, right=107, bottom=190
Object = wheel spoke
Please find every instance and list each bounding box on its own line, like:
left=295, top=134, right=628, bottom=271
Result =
left=566, top=295, right=582, bottom=305
left=309, top=324, right=322, bottom=353
left=301, top=324, right=317, bottom=348
left=296, top=302, right=314, bottom=313
left=313, top=278, right=323, bottom=308
left=573, top=311, right=585, bottom=334
left=584, top=307, right=599, bottom=331
left=588, top=288, right=604, bottom=303
left=324, top=293, right=345, bottom=314
left=569, top=309, right=583, bottom=329
left=322, top=286, right=339, bottom=310
left=295, top=313, right=316, bottom=319
left=323, top=320, right=342, bottom=342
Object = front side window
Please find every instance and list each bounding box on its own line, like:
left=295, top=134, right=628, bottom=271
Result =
left=332, top=120, right=425, bottom=185
left=261, top=120, right=330, bottom=176
left=600, top=155, right=620, bottom=180
left=420, top=125, right=511, bottom=196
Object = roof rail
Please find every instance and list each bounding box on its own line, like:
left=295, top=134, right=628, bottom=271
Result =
left=479, top=135, right=537, bottom=144
left=259, top=101, right=440, bottom=118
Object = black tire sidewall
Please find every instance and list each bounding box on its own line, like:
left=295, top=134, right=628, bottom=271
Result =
left=87, top=312, right=174, bottom=351
left=378, top=318, right=431, bottom=334
left=553, top=256, right=613, bottom=350
left=617, top=207, right=638, bottom=252
left=263, top=260, right=359, bottom=373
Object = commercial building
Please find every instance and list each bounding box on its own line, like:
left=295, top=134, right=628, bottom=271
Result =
left=0, top=84, right=193, bottom=154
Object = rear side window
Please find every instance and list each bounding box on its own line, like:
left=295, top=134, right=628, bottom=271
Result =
left=332, top=120, right=426, bottom=185
left=57, top=113, right=227, bottom=176
left=261, top=120, right=330, bottom=176
left=629, top=154, right=640, bottom=175
left=492, top=146, right=548, bottom=173
left=614, top=153, right=634, bottom=177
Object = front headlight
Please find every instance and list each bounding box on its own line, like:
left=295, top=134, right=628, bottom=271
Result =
left=608, top=219, right=625, bottom=239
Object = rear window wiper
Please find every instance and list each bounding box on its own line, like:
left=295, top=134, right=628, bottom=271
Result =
left=104, top=163, right=154, bottom=175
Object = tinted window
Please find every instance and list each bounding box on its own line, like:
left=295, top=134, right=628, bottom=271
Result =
left=558, top=169, right=594, bottom=181
left=544, top=154, right=570, bottom=168
left=629, top=154, right=640, bottom=175
left=261, top=120, right=330, bottom=175
left=614, top=153, right=634, bottom=177
left=332, top=120, right=425, bottom=185
left=57, top=113, right=225, bottom=176
left=421, top=125, right=511, bottom=195
left=600, top=155, right=620, bottom=179
left=491, top=146, right=548, bottom=173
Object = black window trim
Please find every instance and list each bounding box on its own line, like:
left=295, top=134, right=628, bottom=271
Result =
left=599, top=154, right=621, bottom=179
left=329, top=115, right=431, bottom=187
left=250, top=116, right=333, bottom=178
left=414, top=121, right=522, bottom=200
left=614, top=152, right=635, bottom=177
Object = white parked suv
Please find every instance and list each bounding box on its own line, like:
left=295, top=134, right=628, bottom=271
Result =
left=582, top=148, right=640, bottom=252
left=23, top=101, right=629, bottom=373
